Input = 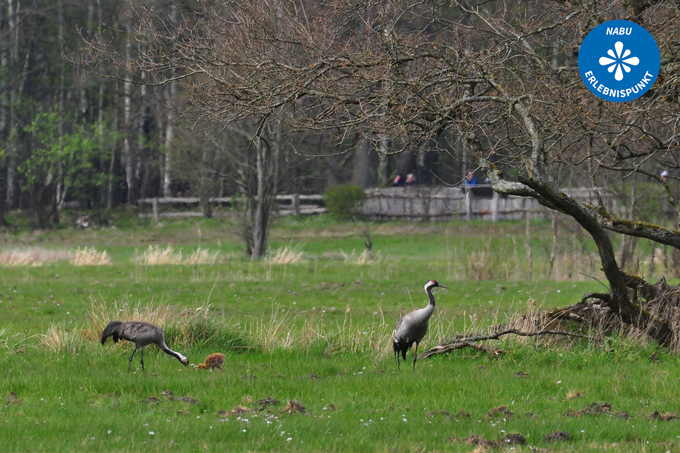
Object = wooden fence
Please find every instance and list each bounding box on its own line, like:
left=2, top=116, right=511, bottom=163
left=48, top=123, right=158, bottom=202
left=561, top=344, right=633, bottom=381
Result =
left=138, top=194, right=324, bottom=223
left=138, top=186, right=613, bottom=222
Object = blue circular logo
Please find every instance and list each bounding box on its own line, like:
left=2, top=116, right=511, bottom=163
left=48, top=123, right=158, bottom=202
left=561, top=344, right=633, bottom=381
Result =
left=578, top=20, right=660, bottom=102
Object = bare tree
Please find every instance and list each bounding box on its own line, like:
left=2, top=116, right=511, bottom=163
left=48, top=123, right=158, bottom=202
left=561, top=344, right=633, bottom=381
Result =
left=83, top=0, right=680, bottom=342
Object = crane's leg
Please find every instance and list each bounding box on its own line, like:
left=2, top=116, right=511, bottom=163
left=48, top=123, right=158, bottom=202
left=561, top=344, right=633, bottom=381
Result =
left=412, top=342, right=419, bottom=371
left=395, top=349, right=400, bottom=369
left=128, top=347, right=138, bottom=371
left=140, top=348, right=145, bottom=371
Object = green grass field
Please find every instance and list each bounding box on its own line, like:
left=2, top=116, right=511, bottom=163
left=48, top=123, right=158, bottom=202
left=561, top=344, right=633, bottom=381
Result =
left=1, top=214, right=679, bottom=451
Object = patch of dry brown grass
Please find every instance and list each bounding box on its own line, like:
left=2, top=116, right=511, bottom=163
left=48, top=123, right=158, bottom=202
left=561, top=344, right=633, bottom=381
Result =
left=0, top=248, right=69, bottom=266
left=184, top=247, right=220, bottom=265
left=265, top=245, right=304, bottom=264
left=39, top=324, right=85, bottom=355
left=70, top=247, right=112, bottom=266
left=136, top=246, right=184, bottom=265
left=135, top=245, right=221, bottom=266
left=340, top=249, right=381, bottom=265
left=84, top=298, right=179, bottom=343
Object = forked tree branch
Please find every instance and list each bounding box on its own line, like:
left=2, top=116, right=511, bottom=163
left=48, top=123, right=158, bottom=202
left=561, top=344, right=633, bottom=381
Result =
left=419, top=329, right=595, bottom=359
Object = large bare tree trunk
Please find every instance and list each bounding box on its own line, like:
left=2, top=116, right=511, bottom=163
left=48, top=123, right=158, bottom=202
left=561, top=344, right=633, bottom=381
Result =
left=351, top=138, right=378, bottom=188
left=251, top=123, right=280, bottom=259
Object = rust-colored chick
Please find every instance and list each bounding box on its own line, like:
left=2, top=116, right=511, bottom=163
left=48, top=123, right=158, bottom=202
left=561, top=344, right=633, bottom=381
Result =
left=196, top=353, right=225, bottom=372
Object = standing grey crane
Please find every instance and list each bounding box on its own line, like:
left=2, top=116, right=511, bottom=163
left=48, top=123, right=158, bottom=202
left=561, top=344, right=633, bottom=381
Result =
left=101, top=321, right=189, bottom=371
left=393, top=280, right=446, bottom=370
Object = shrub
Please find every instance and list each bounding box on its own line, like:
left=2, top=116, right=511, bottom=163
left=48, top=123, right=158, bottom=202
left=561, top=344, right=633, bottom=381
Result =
left=324, top=185, right=365, bottom=221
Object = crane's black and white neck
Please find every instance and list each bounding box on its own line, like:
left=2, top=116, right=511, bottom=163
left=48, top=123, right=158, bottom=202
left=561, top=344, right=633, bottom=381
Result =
left=392, top=280, right=447, bottom=371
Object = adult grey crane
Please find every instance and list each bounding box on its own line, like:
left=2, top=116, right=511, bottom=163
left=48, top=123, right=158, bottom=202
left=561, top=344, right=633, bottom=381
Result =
left=101, top=321, right=189, bottom=371
left=393, top=280, right=446, bottom=370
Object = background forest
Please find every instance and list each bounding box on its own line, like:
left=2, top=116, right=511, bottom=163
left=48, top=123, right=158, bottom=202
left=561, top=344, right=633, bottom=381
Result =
left=0, top=0, right=466, bottom=230
left=0, top=0, right=674, bottom=228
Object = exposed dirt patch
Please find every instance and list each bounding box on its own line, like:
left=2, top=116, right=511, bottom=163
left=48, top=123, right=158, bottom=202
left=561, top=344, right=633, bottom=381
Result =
left=515, top=370, right=529, bottom=378
left=140, top=396, right=159, bottom=405
left=456, top=409, right=472, bottom=418
left=649, top=410, right=678, bottom=421
left=317, top=282, right=345, bottom=290
left=256, top=397, right=279, bottom=408
left=486, top=405, right=513, bottom=418
left=5, top=391, right=22, bottom=406
left=566, top=391, right=586, bottom=400
left=464, top=434, right=496, bottom=449
left=501, top=433, right=526, bottom=445
left=616, top=410, right=630, bottom=419
left=564, top=401, right=611, bottom=416
left=426, top=410, right=451, bottom=418
left=283, top=400, right=306, bottom=414
left=230, top=405, right=252, bottom=414
left=543, top=430, right=570, bottom=443
left=582, top=402, right=612, bottom=415
left=160, top=389, right=199, bottom=405
left=170, top=396, right=199, bottom=405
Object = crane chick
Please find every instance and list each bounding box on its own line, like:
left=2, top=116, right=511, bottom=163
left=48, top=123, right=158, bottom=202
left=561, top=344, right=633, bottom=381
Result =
left=393, top=280, right=446, bottom=370
left=196, top=353, right=226, bottom=372
left=101, top=321, right=189, bottom=371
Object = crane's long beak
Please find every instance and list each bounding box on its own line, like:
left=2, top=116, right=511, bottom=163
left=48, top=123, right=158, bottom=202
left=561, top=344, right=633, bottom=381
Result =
left=439, top=284, right=448, bottom=289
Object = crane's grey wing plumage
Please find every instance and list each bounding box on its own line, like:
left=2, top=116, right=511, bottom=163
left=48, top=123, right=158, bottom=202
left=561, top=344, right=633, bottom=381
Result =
left=118, top=321, right=165, bottom=347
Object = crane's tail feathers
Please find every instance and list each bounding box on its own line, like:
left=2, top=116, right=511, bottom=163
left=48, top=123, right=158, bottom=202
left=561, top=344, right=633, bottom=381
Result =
left=101, top=320, right=123, bottom=344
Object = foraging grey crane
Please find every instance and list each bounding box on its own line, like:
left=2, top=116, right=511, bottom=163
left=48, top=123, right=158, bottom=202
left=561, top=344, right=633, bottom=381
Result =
left=393, top=280, right=446, bottom=370
left=101, top=321, right=189, bottom=371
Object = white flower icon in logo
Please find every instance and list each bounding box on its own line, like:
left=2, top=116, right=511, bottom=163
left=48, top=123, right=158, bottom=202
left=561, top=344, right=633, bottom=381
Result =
left=599, top=41, right=639, bottom=81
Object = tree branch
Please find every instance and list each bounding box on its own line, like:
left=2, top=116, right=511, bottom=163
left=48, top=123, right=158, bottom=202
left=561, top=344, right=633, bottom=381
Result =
left=419, top=328, right=595, bottom=359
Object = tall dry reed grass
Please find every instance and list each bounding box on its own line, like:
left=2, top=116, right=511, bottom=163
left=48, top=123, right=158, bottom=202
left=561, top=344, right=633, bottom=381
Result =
left=135, top=245, right=220, bottom=266
left=265, top=245, right=304, bottom=264
left=70, top=247, right=112, bottom=266
left=39, top=324, right=85, bottom=355
left=0, top=248, right=69, bottom=266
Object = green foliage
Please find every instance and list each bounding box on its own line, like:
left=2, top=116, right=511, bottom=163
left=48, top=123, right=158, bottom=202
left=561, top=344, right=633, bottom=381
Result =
left=18, top=106, right=118, bottom=207
left=324, top=185, right=365, bottom=220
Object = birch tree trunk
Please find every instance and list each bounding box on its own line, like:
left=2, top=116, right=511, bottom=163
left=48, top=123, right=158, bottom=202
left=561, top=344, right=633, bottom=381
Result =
left=0, top=0, right=8, bottom=224
left=5, top=0, right=18, bottom=207
left=123, top=19, right=134, bottom=205
left=377, top=135, right=389, bottom=187
left=162, top=4, right=177, bottom=197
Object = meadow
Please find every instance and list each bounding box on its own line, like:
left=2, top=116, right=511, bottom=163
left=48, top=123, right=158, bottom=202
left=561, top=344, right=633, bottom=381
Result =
left=1, top=213, right=679, bottom=452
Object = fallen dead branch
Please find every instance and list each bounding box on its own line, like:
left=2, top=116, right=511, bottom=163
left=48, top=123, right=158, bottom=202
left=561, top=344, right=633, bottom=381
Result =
left=419, top=328, right=594, bottom=359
